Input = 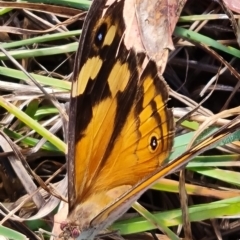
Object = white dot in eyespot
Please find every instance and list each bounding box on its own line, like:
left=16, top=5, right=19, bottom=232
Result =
left=97, top=33, right=103, bottom=42
left=149, top=134, right=158, bottom=152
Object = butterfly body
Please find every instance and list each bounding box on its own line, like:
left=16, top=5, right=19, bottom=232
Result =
left=60, top=0, right=174, bottom=239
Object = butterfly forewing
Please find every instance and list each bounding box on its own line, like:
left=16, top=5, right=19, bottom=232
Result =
left=68, top=0, right=129, bottom=209
left=65, top=0, right=174, bottom=238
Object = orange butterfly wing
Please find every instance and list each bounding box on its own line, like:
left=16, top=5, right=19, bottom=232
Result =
left=65, top=0, right=174, bottom=238
left=93, top=116, right=240, bottom=227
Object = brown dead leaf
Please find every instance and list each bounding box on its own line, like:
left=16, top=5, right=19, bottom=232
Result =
left=218, top=0, right=240, bottom=47
left=135, top=0, right=187, bottom=74
left=222, top=0, right=240, bottom=13
left=121, top=0, right=186, bottom=74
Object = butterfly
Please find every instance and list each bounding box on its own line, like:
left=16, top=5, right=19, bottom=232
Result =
left=59, top=0, right=240, bottom=239
left=59, top=0, right=174, bottom=239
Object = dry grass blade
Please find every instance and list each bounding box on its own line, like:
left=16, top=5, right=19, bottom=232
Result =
left=179, top=170, right=192, bottom=240
left=0, top=1, right=84, bottom=17
left=0, top=133, right=45, bottom=210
